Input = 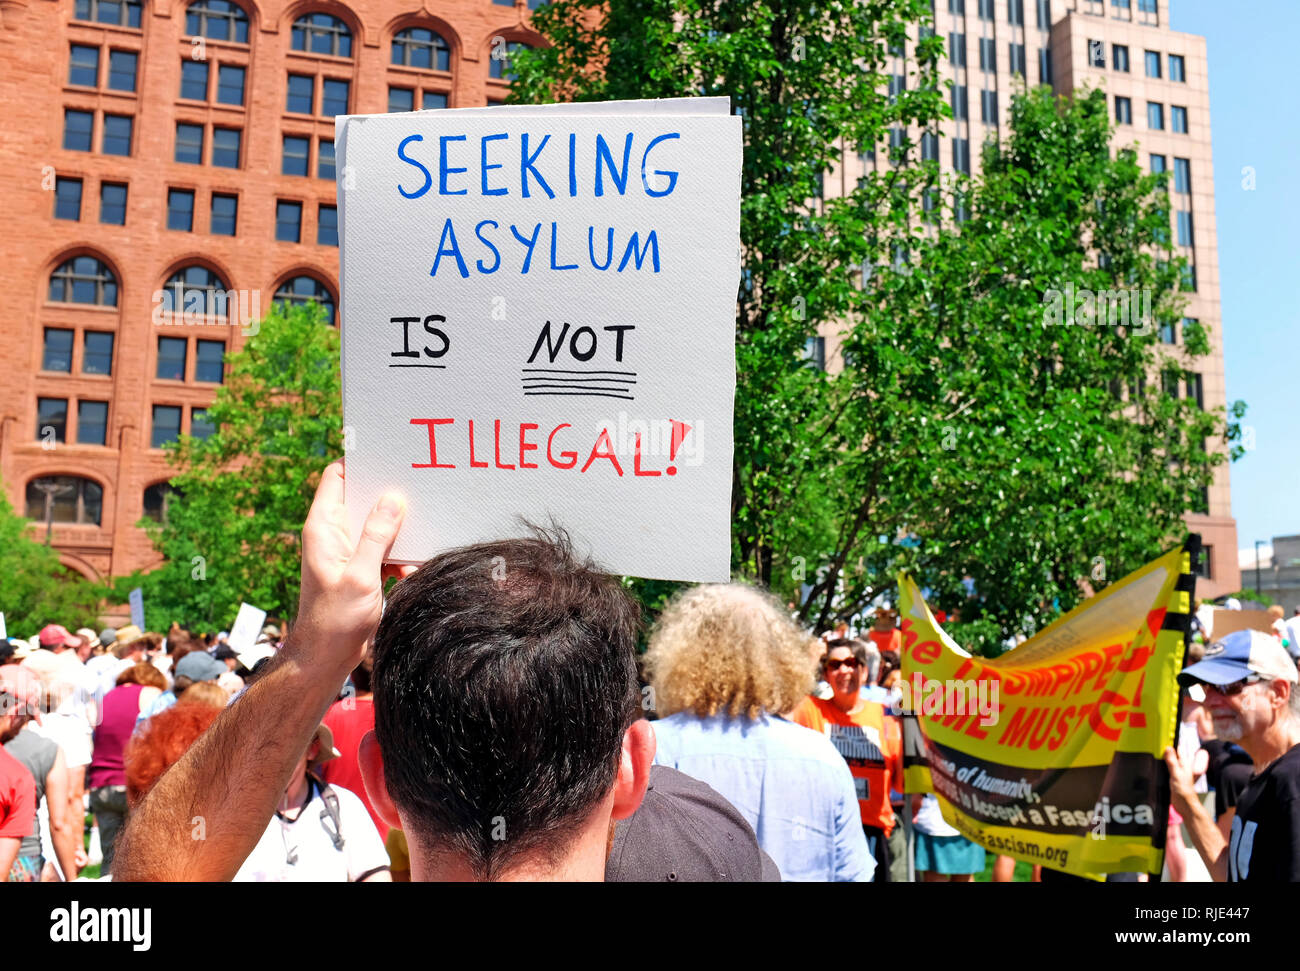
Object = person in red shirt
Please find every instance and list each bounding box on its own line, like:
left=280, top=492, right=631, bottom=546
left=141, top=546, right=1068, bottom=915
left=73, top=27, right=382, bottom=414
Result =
left=793, top=639, right=902, bottom=882
left=866, top=608, right=902, bottom=656
left=0, top=673, right=39, bottom=880
left=321, top=652, right=386, bottom=839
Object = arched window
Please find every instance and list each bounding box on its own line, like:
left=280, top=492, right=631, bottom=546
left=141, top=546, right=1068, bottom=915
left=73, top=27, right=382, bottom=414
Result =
left=274, top=275, right=335, bottom=325
left=186, top=0, right=249, bottom=42
left=160, top=265, right=230, bottom=318
left=143, top=482, right=184, bottom=524
left=489, top=40, right=531, bottom=81
left=49, top=256, right=118, bottom=307
left=25, top=476, right=103, bottom=526
left=392, top=27, right=450, bottom=72
left=292, top=13, right=352, bottom=58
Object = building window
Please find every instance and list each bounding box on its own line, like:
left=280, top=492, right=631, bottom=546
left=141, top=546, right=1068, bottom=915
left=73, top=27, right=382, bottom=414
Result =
left=287, top=74, right=314, bottom=114
left=167, top=188, right=195, bottom=231
left=1008, top=0, right=1024, bottom=26
left=49, top=256, right=117, bottom=306
left=64, top=109, right=94, bottom=152
left=1112, top=0, right=1131, bottom=14
left=951, top=85, right=968, bottom=121
left=318, top=139, right=335, bottom=179
left=1114, top=95, right=1131, bottom=125
left=274, top=275, right=336, bottom=325
left=423, top=91, right=448, bottom=108
left=803, top=336, right=826, bottom=370
left=948, top=33, right=966, bottom=68
left=74, top=0, right=142, bottom=28
left=69, top=44, right=99, bottom=87
left=1036, top=0, right=1052, bottom=28
left=1186, top=372, right=1203, bottom=409
left=83, top=332, right=114, bottom=375
left=1088, top=39, right=1105, bottom=68
left=949, top=0, right=965, bottom=12
left=1147, top=101, right=1164, bottom=130
left=979, top=37, right=996, bottom=72
left=77, top=400, right=109, bottom=446
left=1171, top=105, right=1187, bottom=133
left=1009, top=43, right=1026, bottom=76
left=1181, top=263, right=1196, bottom=291
left=488, top=41, right=530, bottom=81
left=191, top=408, right=216, bottom=441
left=1111, top=43, right=1129, bottom=72
left=107, top=50, right=137, bottom=92
left=952, top=138, right=970, bottom=174
left=143, top=483, right=182, bottom=523
left=291, top=13, right=352, bottom=58
left=1150, top=153, right=1166, bottom=174
left=36, top=398, right=68, bottom=442
left=42, top=328, right=74, bottom=372
left=195, top=340, right=225, bottom=383
left=1169, top=53, right=1185, bottom=82
left=212, top=127, right=241, bottom=168
left=25, top=476, right=103, bottom=526
left=217, top=64, right=246, bottom=105
left=276, top=200, right=302, bottom=242
left=100, top=182, right=127, bottom=225
left=318, top=204, right=338, bottom=246
left=186, top=0, right=250, bottom=43
left=888, top=74, right=905, bottom=104
left=1158, top=320, right=1175, bottom=344
left=181, top=60, right=209, bottom=100
left=1176, top=210, right=1193, bottom=246
left=978, top=0, right=994, bottom=19
left=176, top=123, right=204, bottom=164
left=161, top=265, right=230, bottom=317
left=157, top=336, right=187, bottom=380
left=101, top=114, right=133, bottom=156
left=921, top=130, right=939, bottom=162
left=981, top=89, right=998, bottom=124
left=1038, top=47, right=1052, bottom=83
left=282, top=135, right=309, bottom=176
left=388, top=86, right=414, bottom=112
left=391, top=26, right=451, bottom=72
left=1173, top=157, right=1190, bottom=193
left=54, top=177, right=82, bottom=220
left=321, top=78, right=349, bottom=117
left=211, top=193, right=238, bottom=235
left=1193, top=544, right=1212, bottom=579
left=152, top=405, right=183, bottom=448
left=1145, top=49, right=1161, bottom=78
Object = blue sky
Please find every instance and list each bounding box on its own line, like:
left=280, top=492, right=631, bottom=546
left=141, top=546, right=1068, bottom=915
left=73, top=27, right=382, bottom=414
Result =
left=1172, top=0, right=1300, bottom=551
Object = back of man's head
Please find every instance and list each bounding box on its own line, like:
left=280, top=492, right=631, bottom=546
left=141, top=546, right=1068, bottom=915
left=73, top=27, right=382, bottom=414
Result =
left=371, top=530, right=641, bottom=880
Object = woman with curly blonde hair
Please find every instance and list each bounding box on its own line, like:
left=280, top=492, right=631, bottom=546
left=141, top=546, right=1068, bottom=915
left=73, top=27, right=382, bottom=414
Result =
left=644, top=584, right=874, bottom=881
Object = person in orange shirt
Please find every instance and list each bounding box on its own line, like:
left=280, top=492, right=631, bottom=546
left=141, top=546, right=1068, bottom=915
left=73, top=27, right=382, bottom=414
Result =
left=793, top=639, right=902, bottom=882
left=866, top=608, right=902, bottom=656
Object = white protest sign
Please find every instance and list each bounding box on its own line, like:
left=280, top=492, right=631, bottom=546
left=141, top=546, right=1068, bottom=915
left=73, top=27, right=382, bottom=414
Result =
left=128, top=587, right=144, bottom=631
left=337, top=100, right=740, bottom=581
left=227, top=602, right=268, bottom=654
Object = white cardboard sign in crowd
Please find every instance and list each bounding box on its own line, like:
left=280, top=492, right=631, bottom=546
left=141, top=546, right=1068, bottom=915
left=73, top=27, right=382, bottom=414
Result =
left=337, top=98, right=740, bottom=581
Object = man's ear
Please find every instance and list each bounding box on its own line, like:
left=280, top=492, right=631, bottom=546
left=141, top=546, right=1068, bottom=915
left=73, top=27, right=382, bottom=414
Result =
left=358, top=730, right=403, bottom=831
left=611, top=719, right=655, bottom=822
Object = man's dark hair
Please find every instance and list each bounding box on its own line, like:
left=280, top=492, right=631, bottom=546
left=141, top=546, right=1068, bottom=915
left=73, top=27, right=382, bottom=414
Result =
left=372, top=529, right=641, bottom=879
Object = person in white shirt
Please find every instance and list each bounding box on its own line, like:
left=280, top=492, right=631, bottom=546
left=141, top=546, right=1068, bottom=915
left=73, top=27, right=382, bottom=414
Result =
left=233, top=722, right=390, bottom=883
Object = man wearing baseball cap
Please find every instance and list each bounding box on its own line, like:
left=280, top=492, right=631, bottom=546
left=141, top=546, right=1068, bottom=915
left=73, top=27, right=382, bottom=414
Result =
left=1165, top=629, right=1300, bottom=881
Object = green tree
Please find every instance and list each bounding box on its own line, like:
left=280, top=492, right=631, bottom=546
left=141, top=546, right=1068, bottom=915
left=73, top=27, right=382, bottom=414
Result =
left=512, top=5, right=1243, bottom=636
left=0, top=484, right=104, bottom=634
left=116, top=302, right=340, bottom=629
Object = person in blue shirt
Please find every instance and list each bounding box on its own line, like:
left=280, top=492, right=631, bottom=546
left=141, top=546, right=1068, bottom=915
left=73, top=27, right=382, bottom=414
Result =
left=643, top=583, right=874, bottom=882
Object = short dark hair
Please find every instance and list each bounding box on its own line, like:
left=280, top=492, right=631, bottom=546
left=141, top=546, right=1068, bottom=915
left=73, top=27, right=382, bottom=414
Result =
left=822, top=637, right=868, bottom=675
left=372, top=529, right=641, bottom=879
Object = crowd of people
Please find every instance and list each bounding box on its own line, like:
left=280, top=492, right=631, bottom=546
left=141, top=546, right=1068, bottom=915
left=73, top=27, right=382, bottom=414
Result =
left=2, top=462, right=1299, bottom=882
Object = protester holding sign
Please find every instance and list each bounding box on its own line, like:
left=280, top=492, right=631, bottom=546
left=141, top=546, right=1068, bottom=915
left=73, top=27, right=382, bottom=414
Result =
left=1166, top=629, right=1300, bottom=881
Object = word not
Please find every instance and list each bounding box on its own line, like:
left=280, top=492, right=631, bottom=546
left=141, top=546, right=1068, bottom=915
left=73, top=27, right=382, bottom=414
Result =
left=1041, top=284, right=1154, bottom=336
left=49, top=903, right=151, bottom=951
left=408, top=418, right=691, bottom=476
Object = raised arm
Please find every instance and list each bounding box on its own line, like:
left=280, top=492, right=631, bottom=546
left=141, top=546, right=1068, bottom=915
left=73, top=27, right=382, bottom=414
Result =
left=1164, top=745, right=1227, bottom=882
left=112, top=462, right=407, bottom=882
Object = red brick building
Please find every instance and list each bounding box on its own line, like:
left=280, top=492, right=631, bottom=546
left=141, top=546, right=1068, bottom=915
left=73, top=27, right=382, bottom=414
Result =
left=0, top=0, right=542, bottom=582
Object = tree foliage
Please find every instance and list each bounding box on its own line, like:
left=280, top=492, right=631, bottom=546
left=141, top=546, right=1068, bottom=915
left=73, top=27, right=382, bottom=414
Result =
left=512, top=2, right=1243, bottom=637
left=115, top=302, right=339, bottom=630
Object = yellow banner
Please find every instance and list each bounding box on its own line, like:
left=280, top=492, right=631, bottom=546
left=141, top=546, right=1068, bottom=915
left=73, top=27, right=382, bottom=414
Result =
left=898, top=541, right=1194, bottom=877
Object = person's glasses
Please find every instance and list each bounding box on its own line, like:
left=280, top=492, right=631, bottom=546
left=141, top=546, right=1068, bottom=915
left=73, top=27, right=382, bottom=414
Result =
left=1213, top=675, right=1261, bottom=697
left=827, top=658, right=860, bottom=671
